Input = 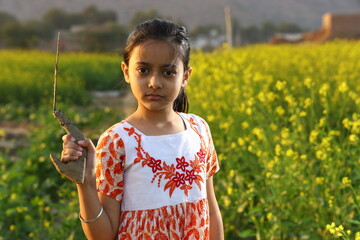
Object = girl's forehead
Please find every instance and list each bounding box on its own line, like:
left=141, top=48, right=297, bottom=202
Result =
left=130, top=40, right=181, bottom=65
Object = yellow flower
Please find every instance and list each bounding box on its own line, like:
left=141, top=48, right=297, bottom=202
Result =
left=242, top=121, right=249, bottom=129
left=304, top=98, right=312, bottom=108
left=349, top=134, right=358, bottom=144
left=315, top=177, right=324, bottom=185
left=266, top=91, right=276, bottom=102
left=270, top=123, right=277, bottom=131
left=10, top=225, right=15, bottom=231
left=257, top=91, right=266, bottom=102
left=355, top=232, right=360, bottom=240
left=304, top=77, right=313, bottom=88
left=246, top=107, right=252, bottom=115
left=285, top=95, right=297, bottom=107
left=10, top=193, right=17, bottom=200
left=321, top=137, right=331, bottom=148
left=299, top=111, right=307, bottom=117
left=222, top=196, right=231, bottom=207
left=342, top=118, right=351, bottom=129
left=220, top=122, right=230, bottom=131
left=104, top=107, right=111, bottom=113
left=16, top=206, right=28, bottom=213
left=319, top=83, right=330, bottom=96
left=309, top=130, right=319, bottom=143
left=326, top=222, right=336, bottom=233
left=275, top=80, right=286, bottom=91
left=342, top=177, right=352, bottom=186
left=227, top=187, right=233, bottom=195
left=207, top=114, right=215, bottom=122
left=252, top=127, right=264, bottom=140
left=286, top=149, right=294, bottom=157
left=338, top=82, right=349, bottom=93
left=275, top=106, right=285, bottom=116
left=229, top=169, right=236, bottom=178
left=281, top=128, right=289, bottom=139
left=29, top=113, right=36, bottom=120
left=328, top=196, right=334, bottom=208
left=44, top=220, right=51, bottom=228
left=237, top=137, right=245, bottom=146
left=275, top=144, right=282, bottom=156
left=38, top=156, right=45, bottom=163
left=316, top=150, right=327, bottom=160
left=319, top=117, right=326, bottom=127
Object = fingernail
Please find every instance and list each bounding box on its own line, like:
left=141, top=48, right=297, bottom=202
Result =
left=61, top=159, right=68, bottom=164
left=78, top=140, right=85, bottom=145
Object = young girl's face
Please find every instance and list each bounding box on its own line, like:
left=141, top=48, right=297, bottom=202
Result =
left=122, top=40, right=191, bottom=113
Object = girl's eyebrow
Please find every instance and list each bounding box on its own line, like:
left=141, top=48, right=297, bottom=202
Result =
left=136, top=61, right=178, bottom=68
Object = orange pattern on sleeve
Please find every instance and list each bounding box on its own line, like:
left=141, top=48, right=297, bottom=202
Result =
left=96, top=131, right=126, bottom=203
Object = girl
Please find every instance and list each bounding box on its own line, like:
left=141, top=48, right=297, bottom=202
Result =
left=61, top=18, right=224, bottom=240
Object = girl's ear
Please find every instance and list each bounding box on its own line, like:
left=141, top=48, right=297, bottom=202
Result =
left=182, top=67, right=192, bottom=87
left=121, top=61, right=130, bottom=83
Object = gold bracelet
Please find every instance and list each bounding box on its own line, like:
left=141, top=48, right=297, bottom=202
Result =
left=79, top=206, right=103, bottom=223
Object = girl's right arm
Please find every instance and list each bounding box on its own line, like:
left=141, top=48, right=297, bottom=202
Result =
left=62, top=135, right=121, bottom=240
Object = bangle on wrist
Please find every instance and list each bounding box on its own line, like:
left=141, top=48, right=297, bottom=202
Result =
left=79, top=206, right=103, bottom=223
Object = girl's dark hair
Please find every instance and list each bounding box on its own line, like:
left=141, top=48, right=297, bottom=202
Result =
left=123, top=18, right=191, bottom=113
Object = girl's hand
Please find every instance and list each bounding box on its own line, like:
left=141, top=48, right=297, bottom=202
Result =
left=61, top=134, right=96, bottom=185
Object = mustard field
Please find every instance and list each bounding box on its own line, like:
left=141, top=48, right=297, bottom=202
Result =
left=0, top=41, right=359, bottom=239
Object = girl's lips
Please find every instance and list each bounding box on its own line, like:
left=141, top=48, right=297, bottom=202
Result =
left=145, top=94, right=163, bottom=100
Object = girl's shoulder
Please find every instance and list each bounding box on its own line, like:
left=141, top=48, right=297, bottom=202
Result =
left=98, top=121, right=129, bottom=142
left=179, top=112, right=211, bottom=132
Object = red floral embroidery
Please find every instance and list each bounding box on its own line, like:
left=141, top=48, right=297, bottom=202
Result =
left=185, top=169, right=197, bottom=185
left=176, top=157, right=189, bottom=171
left=172, top=172, right=186, bottom=187
left=197, top=149, right=206, bottom=163
left=147, top=157, right=163, bottom=173
left=124, top=122, right=207, bottom=198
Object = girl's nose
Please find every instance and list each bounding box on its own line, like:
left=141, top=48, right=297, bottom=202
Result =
left=148, top=73, right=163, bottom=89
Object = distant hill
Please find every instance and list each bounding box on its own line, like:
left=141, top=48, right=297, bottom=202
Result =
left=1, top=0, right=360, bottom=30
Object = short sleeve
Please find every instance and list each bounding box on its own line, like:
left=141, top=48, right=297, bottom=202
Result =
left=201, top=119, right=220, bottom=179
left=95, top=131, right=126, bottom=203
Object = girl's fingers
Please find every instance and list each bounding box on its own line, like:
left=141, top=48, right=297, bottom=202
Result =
left=61, top=148, right=83, bottom=162
left=63, top=140, right=83, bottom=152
left=61, top=134, right=84, bottom=162
left=62, top=134, right=75, bottom=142
left=77, top=139, right=96, bottom=155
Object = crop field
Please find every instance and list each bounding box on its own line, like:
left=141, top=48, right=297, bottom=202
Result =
left=0, top=41, right=359, bottom=239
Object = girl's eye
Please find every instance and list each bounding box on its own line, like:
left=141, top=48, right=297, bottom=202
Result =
left=137, top=68, right=148, bottom=74
left=164, top=70, right=175, bottom=77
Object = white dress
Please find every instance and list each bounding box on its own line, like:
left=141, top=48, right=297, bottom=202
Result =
left=96, top=113, right=219, bottom=240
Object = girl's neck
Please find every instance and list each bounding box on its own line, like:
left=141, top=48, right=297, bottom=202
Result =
left=134, top=106, right=177, bottom=123
left=126, top=107, right=186, bottom=136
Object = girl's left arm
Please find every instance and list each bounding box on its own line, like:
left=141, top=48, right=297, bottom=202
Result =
left=207, top=176, right=224, bottom=240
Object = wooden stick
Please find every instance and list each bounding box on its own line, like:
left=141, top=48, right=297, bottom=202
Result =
left=49, top=32, right=86, bottom=184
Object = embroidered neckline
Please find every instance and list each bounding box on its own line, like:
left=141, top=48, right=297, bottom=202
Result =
left=122, top=112, right=189, bottom=137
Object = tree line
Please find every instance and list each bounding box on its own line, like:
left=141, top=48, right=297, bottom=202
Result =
left=0, top=5, right=305, bottom=51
